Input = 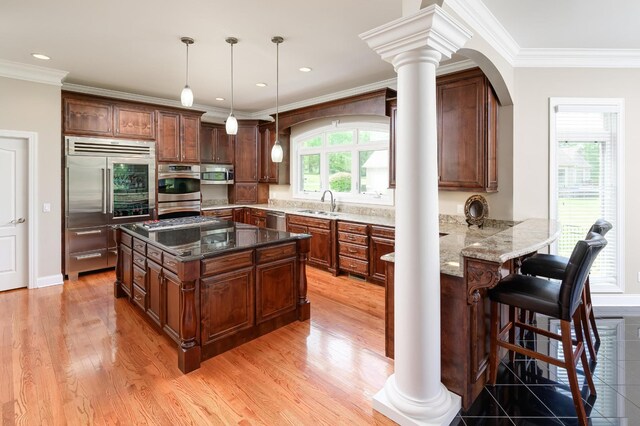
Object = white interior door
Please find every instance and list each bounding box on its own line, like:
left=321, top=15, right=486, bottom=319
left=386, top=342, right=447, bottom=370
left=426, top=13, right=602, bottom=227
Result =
left=0, top=137, right=28, bottom=291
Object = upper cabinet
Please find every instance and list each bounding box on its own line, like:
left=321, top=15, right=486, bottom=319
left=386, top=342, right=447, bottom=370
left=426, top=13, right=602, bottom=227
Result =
left=157, top=110, right=200, bottom=163
left=114, top=105, right=156, bottom=140
left=64, top=97, right=113, bottom=137
left=200, top=123, right=234, bottom=164
left=258, top=124, right=290, bottom=185
left=234, top=122, right=259, bottom=182
left=437, top=68, right=498, bottom=192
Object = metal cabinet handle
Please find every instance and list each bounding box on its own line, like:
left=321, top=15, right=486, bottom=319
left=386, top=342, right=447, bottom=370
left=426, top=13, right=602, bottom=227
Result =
left=10, top=218, right=26, bottom=224
left=102, top=168, right=107, bottom=214
left=74, top=253, right=102, bottom=260
left=75, top=229, right=102, bottom=236
left=134, top=295, right=142, bottom=302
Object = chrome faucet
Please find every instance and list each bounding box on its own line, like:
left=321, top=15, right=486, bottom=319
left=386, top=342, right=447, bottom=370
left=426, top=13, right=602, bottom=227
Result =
left=320, top=190, right=336, bottom=212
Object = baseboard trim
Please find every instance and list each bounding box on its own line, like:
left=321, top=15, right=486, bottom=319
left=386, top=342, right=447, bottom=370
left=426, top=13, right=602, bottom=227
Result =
left=592, top=294, right=640, bottom=315
left=37, top=274, right=64, bottom=288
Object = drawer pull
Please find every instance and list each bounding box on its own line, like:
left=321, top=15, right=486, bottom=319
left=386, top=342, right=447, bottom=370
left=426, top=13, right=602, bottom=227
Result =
left=74, top=253, right=102, bottom=260
left=134, top=295, right=142, bottom=302
left=75, top=230, right=102, bottom=236
left=348, top=248, right=357, bottom=253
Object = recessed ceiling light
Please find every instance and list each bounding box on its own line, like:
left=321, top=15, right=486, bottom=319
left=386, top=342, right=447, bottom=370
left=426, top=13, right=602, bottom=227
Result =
left=299, top=67, right=312, bottom=72
left=31, top=53, right=50, bottom=60
left=215, top=97, right=225, bottom=101
left=256, top=82, right=267, bottom=87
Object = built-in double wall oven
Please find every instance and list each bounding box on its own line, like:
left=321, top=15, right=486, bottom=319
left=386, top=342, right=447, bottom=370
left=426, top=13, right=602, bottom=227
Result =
left=157, top=164, right=201, bottom=218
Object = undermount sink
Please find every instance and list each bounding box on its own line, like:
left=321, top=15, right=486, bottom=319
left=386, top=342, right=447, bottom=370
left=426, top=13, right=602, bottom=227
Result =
left=297, top=209, right=338, bottom=217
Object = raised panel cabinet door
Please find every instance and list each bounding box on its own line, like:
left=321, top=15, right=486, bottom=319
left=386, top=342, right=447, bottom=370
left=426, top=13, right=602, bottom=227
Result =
left=231, top=183, right=258, bottom=204
left=64, top=98, right=113, bottom=136
left=256, top=257, right=296, bottom=323
left=258, top=127, right=277, bottom=183
left=233, top=208, right=247, bottom=223
left=308, top=226, right=332, bottom=269
left=234, top=125, right=258, bottom=182
left=370, top=236, right=395, bottom=283
left=157, top=111, right=180, bottom=162
left=437, top=75, right=485, bottom=190
left=199, top=124, right=215, bottom=163
left=163, top=269, right=181, bottom=343
left=200, top=267, right=254, bottom=344
left=181, top=114, right=200, bottom=163
left=146, top=260, right=162, bottom=327
left=120, top=244, right=133, bottom=297
left=114, top=106, right=155, bottom=139
left=215, top=130, right=235, bottom=164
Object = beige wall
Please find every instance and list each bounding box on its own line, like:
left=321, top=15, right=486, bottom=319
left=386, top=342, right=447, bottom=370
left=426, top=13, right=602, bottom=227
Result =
left=0, top=76, right=62, bottom=282
left=513, top=68, right=640, bottom=294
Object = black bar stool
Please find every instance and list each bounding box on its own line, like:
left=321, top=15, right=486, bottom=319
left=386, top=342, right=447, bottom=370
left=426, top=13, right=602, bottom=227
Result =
left=488, top=233, right=607, bottom=426
left=520, top=218, right=612, bottom=361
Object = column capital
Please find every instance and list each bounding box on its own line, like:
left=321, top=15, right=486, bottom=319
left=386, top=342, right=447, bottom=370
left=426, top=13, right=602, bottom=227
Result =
left=360, top=4, right=472, bottom=64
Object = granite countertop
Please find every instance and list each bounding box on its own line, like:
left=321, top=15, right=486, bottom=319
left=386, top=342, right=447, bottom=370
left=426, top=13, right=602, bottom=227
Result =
left=120, top=219, right=310, bottom=262
left=383, top=218, right=560, bottom=277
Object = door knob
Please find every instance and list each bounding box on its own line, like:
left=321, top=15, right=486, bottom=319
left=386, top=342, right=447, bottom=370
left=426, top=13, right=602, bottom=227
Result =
left=10, top=218, right=26, bottom=224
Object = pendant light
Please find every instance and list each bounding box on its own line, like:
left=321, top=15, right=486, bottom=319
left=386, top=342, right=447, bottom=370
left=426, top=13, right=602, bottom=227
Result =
left=225, top=37, right=239, bottom=135
left=271, top=36, right=284, bottom=163
left=180, top=37, right=194, bottom=107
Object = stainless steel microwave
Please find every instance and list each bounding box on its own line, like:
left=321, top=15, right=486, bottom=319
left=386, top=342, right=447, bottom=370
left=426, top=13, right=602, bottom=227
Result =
left=201, top=164, right=234, bottom=184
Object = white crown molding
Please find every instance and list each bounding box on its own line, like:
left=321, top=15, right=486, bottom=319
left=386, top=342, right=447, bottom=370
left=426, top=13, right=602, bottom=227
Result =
left=0, top=59, right=68, bottom=86
left=445, top=0, right=519, bottom=65
left=515, top=48, right=640, bottom=68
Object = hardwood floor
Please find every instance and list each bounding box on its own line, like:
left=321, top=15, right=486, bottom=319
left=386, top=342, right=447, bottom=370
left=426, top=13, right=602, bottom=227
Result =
left=0, top=268, right=395, bottom=425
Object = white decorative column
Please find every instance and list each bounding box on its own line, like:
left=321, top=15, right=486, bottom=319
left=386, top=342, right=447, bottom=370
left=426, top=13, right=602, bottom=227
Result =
left=361, top=6, right=471, bottom=426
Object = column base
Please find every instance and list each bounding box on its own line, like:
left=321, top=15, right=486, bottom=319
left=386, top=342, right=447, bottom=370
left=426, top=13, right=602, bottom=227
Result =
left=373, top=375, right=461, bottom=426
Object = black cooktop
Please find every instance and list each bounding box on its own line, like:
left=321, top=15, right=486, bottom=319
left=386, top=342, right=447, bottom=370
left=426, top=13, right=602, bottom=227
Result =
left=141, top=216, right=220, bottom=230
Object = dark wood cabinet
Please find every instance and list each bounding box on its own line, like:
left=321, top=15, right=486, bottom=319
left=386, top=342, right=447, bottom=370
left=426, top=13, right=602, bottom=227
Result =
left=157, top=110, right=201, bottom=163
left=337, top=221, right=369, bottom=277
left=163, top=269, right=181, bottom=342
left=258, top=124, right=290, bottom=184
left=249, top=209, right=267, bottom=228
left=256, top=256, right=297, bottom=323
left=146, top=260, right=163, bottom=326
left=114, top=105, right=155, bottom=140
left=201, top=267, right=255, bottom=344
left=64, top=97, right=113, bottom=136
left=202, top=208, right=234, bottom=221
left=200, top=123, right=234, bottom=164
left=234, top=123, right=259, bottom=182
left=369, top=226, right=395, bottom=284
left=286, top=214, right=335, bottom=273
left=120, top=244, right=133, bottom=297
left=437, top=68, right=498, bottom=192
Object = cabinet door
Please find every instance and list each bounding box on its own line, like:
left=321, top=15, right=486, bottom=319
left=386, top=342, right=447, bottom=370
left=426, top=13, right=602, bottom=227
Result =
left=235, top=125, right=258, bottom=182
left=370, top=236, right=395, bottom=283
left=233, top=208, right=247, bottom=223
left=230, top=183, right=258, bottom=204
left=157, top=111, right=181, bottom=162
left=308, top=226, right=332, bottom=269
left=114, top=105, right=155, bottom=140
left=437, top=75, right=485, bottom=190
left=256, top=257, right=297, bottom=323
left=147, top=260, right=163, bottom=326
left=120, top=244, right=133, bottom=297
left=200, top=124, right=215, bottom=163
left=216, top=131, right=235, bottom=164
left=64, top=98, right=113, bottom=136
left=258, top=127, right=277, bottom=183
left=181, top=114, right=200, bottom=163
left=163, top=269, right=181, bottom=343
left=200, top=267, right=254, bottom=344
left=250, top=215, right=266, bottom=228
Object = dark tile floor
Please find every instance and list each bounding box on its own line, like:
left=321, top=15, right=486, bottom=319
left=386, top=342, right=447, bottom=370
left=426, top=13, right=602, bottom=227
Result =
left=450, top=315, right=640, bottom=425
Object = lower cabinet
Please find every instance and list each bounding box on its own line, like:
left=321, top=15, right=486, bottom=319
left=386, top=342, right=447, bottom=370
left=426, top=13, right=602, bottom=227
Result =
left=337, top=222, right=369, bottom=277
left=146, top=260, right=163, bottom=326
left=256, top=256, right=297, bottom=323
left=249, top=209, right=267, bottom=228
left=369, top=226, right=395, bottom=284
left=202, top=208, right=234, bottom=221
left=200, top=267, right=255, bottom=344
left=286, top=214, right=335, bottom=273
left=120, top=245, right=133, bottom=297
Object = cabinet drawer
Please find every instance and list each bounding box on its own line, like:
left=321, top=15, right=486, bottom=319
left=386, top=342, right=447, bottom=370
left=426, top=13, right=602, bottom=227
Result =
left=202, top=250, right=253, bottom=276
left=250, top=209, right=267, bottom=218
left=287, top=214, right=331, bottom=229
left=338, top=242, right=368, bottom=261
left=370, top=225, right=395, bottom=239
left=338, top=255, right=369, bottom=275
left=133, top=251, right=146, bottom=269
left=132, top=284, right=147, bottom=310
left=67, top=249, right=108, bottom=273
left=202, top=208, right=233, bottom=218
left=66, top=226, right=107, bottom=253
left=121, top=232, right=132, bottom=248
left=256, top=243, right=296, bottom=264
left=132, top=238, right=146, bottom=255
left=147, top=245, right=162, bottom=264
left=337, top=221, right=368, bottom=235
left=133, top=264, right=146, bottom=289
left=338, top=231, right=368, bottom=246
left=163, top=253, right=178, bottom=273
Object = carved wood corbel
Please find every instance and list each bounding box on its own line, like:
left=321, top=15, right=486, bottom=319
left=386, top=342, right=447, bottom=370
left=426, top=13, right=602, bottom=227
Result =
left=464, top=258, right=502, bottom=305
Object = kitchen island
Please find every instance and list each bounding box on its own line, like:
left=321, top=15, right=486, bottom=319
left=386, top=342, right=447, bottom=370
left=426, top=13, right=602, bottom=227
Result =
left=114, top=217, right=311, bottom=373
left=383, top=218, right=560, bottom=409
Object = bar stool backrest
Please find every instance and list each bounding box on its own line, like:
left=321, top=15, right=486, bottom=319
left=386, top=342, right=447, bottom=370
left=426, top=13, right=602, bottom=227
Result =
left=559, top=233, right=608, bottom=321
left=587, top=218, right=612, bottom=238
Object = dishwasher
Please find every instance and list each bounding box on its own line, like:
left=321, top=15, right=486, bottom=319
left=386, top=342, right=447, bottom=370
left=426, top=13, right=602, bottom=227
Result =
left=266, top=211, right=286, bottom=231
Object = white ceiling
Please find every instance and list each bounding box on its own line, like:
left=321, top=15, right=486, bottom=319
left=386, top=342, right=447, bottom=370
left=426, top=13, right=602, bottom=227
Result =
left=1, top=0, right=638, bottom=115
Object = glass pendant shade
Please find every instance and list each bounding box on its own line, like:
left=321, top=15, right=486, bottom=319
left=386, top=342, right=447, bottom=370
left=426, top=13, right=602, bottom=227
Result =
left=271, top=140, right=283, bottom=162
left=225, top=113, right=238, bottom=135
left=181, top=85, right=193, bottom=107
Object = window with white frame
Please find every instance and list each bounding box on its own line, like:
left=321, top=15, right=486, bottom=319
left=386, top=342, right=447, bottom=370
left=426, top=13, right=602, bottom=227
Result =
left=549, top=98, right=624, bottom=292
left=293, top=122, right=392, bottom=204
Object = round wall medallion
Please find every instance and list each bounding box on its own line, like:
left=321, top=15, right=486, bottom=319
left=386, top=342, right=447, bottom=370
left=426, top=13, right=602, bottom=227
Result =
left=464, top=195, right=489, bottom=228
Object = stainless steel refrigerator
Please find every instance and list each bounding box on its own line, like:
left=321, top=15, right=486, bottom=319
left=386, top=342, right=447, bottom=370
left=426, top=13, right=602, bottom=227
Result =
left=65, top=136, right=156, bottom=280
